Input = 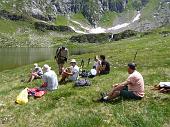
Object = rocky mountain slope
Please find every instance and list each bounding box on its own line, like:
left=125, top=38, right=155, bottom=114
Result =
left=0, top=0, right=169, bottom=47
left=0, top=0, right=169, bottom=30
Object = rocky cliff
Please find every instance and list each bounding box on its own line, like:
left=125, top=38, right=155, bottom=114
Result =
left=0, top=0, right=148, bottom=25
left=0, top=0, right=169, bottom=32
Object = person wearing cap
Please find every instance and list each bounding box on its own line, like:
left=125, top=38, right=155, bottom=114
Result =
left=59, top=59, right=79, bottom=83
left=27, top=63, right=43, bottom=82
left=55, top=46, right=69, bottom=75
left=99, top=63, right=144, bottom=102
left=39, top=64, right=58, bottom=91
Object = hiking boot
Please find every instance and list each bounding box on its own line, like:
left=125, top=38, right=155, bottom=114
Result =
left=100, top=92, right=107, bottom=98
left=95, top=97, right=109, bottom=103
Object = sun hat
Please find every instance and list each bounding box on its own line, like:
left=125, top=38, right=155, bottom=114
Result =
left=34, top=63, right=38, bottom=67
left=42, top=64, right=51, bottom=71
left=70, top=59, right=76, bottom=63
left=128, top=63, right=136, bottom=70
left=94, top=55, right=99, bottom=60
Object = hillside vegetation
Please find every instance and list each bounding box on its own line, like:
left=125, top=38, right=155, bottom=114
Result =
left=0, top=27, right=170, bottom=127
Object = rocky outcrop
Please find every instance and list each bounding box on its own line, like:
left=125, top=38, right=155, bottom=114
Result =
left=0, top=0, right=146, bottom=24
left=52, top=0, right=128, bottom=26
left=70, top=30, right=137, bottom=43
left=0, top=10, right=25, bottom=20
left=34, top=22, right=74, bottom=32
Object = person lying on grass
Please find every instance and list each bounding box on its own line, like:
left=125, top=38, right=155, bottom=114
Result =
left=59, top=59, right=79, bottom=84
left=27, top=63, right=43, bottom=82
left=99, top=63, right=144, bottom=102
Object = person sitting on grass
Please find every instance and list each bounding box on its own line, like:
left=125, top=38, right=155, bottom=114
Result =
left=27, top=63, right=43, bottom=82
left=99, top=63, right=144, bottom=102
left=98, top=55, right=110, bottom=75
left=59, top=59, right=79, bottom=84
left=39, top=64, right=58, bottom=91
left=93, top=55, right=101, bottom=75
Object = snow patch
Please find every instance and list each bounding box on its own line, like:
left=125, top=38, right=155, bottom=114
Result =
left=69, top=11, right=141, bottom=34
left=132, top=11, right=141, bottom=22
left=88, top=27, right=106, bottom=34
left=107, top=23, right=130, bottom=31
left=69, top=26, right=87, bottom=34
left=71, top=20, right=90, bottom=31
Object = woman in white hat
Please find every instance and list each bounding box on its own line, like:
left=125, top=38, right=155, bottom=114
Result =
left=59, top=59, right=79, bottom=84
left=39, top=64, right=58, bottom=91
left=27, top=63, right=43, bottom=82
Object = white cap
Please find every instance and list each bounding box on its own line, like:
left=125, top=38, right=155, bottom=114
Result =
left=70, top=59, right=76, bottom=63
left=42, top=64, right=51, bottom=72
left=34, top=63, right=38, bottom=67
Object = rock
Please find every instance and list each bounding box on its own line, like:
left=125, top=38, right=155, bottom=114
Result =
left=0, top=10, right=25, bottom=21
left=69, top=30, right=137, bottom=43
left=34, top=22, right=74, bottom=32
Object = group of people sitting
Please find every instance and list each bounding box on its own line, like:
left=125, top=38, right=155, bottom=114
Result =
left=27, top=54, right=145, bottom=102
left=27, top=64, right=58, bottom=91
left=59, top=55, right=110, bottom=83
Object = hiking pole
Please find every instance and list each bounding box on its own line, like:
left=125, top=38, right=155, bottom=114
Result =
left=80, top=59, right=84, bottom=71
left=133, top=50, right=138, bottom=62
left=87, top=58, right=90, bottom=67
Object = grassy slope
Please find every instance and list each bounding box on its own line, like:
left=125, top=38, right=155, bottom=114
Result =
left=0, top=18, right=75, bottom=47
left=141, top=0, right=160, bottom=20
left=0, top=27, right=170, bottom=127
left=55, top=15, right=68, bottom=26
left=71, top=13, right=90, bottom=25
left=98, top=11, right=118, bottom=27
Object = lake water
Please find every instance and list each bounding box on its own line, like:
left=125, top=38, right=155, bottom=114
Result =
left=0, top=47, right=92, bottom=72
left=0, top=48, right=56, bottom=72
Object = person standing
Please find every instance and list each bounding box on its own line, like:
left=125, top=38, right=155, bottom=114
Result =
left=55, top=46, right=68, bottom=75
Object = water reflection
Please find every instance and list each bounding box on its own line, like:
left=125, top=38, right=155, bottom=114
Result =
left=0, top=47, right=94, bottom=72
left=0, top=48, right=56, bottom=71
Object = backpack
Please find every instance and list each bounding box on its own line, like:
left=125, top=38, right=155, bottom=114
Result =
left=79, top=70, right=95, bottom=78
left=79, top=70, right=90, bottom=78
left=56, top=47, right=61, bottom=58
left=74, top=79, right=91, bottom=87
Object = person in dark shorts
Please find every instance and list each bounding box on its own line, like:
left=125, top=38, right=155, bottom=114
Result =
left=99, top=63, right=144, bottom=102
left=54, top=46, right=68, bottom=75
left=98, top=55, right=110, bottom=75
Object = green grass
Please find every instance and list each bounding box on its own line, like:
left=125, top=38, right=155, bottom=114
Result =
left=55, top=15, right=68, bottom=26
left=98, top=11, right=118, bottom=28
left=0, top=28, right=170, bottom=127
left=0, top=19, right=33, bottom=33
left=141, top=0, right=160, bottom=20
left=71, top=12, right=90, bottom=25
left=0, top=18, right=76, bottom=47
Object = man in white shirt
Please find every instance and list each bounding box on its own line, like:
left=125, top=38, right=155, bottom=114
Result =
left=59, top=59, right=79, bottom=84
left=40, top=64, right=58, bottom=91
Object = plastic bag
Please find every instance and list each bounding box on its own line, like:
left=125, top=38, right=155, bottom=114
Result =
left=16, top=88, right=28, bottom=104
